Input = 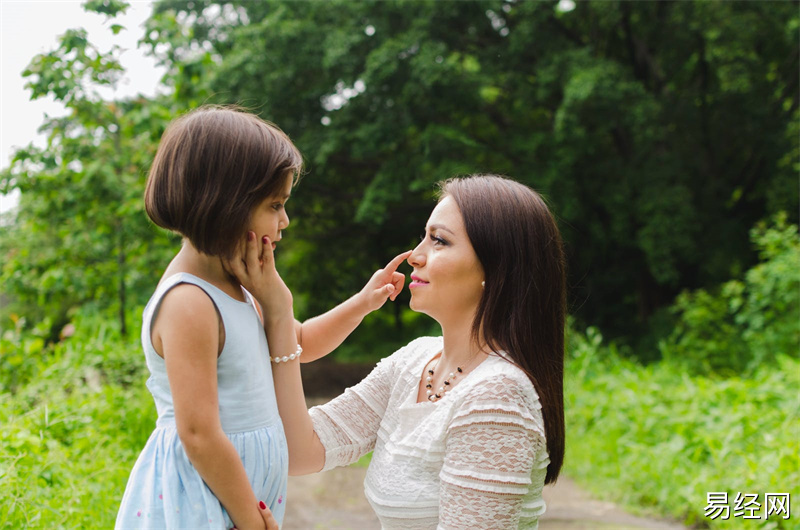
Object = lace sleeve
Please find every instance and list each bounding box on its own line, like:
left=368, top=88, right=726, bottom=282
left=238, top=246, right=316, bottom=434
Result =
left=308, top=353, right=395, bottom=471
left=437, top=375, right=545, bottom=529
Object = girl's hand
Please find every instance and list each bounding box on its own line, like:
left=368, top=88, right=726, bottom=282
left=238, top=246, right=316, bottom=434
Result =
left=225, top=231, right=293, bottom=319
left=357, top=250, right=412, bottom=313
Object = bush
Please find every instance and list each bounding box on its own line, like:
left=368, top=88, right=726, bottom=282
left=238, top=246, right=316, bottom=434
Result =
left=565, top=327, right=800, bottom=529
left=0, top=308, right=155, bottom=527
left=658, top=213, right=799, bottom=376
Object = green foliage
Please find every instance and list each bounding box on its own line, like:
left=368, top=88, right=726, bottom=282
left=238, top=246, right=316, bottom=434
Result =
left=0, top=309, right=155, bottom=528
left=83, top=0, right=129, bottom=18
left=0, top=9, right=179, bottom=338
left=139, top=0, right=799, bottom=336
left=566, top=327, right=800, bottom=529
left=658, top=214, right=800, bottom=376
left=3, top=0, right=799, bottom=348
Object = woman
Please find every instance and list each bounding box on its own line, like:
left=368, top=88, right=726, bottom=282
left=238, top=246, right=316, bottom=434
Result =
left=233, top=174, right=566, bottom=529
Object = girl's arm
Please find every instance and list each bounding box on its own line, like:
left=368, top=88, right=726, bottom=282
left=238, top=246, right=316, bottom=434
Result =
left=228, top=235, right=400, bottom=475
left=296, top=250, right=412, bottom=362
left=157, top=284, right=274, bottom=530
left=228, top=234, right=325, bottom=475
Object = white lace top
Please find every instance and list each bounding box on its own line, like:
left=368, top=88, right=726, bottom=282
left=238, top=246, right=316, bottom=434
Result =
left=309, top=336, right=549, bottom=529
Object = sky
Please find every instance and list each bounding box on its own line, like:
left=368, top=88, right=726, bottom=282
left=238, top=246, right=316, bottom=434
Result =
left=0, top=0, right=165, bottom=214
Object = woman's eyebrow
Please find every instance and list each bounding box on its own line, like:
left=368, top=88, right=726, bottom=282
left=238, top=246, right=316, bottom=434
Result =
left=427, top=224, right=454, bottom=235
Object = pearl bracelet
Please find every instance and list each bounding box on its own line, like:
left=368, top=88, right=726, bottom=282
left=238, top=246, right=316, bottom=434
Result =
left=271, top=344, right=303, bottom=363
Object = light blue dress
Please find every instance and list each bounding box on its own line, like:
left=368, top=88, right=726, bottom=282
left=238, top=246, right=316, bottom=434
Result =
left=116, top=273, right=288, bottom=529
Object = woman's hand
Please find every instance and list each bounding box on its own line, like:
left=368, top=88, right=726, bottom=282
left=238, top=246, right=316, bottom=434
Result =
left=231, top=501, right=278, bottom=530
left=357, top=250, right=412, bottom=313
left=256, top=500, right=279, bottom=530
left=225, top=231, right=293, bottom=320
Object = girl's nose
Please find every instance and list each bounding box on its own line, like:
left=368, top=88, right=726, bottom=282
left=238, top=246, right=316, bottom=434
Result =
left=281, top=210, right=290, bottom=230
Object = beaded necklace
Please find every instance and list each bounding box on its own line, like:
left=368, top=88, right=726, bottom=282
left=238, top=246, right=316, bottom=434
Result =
left=424, top=352, right=482, bottom=402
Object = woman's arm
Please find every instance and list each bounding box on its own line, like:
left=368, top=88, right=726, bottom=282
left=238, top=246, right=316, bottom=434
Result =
left=296, top=251, right=411, bottom=362
left=157, top=284, right=272, bottom=530
left=437, top=375, right=545, bottom=529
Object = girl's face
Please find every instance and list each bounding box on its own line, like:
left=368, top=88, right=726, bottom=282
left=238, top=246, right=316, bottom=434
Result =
left=407, top=196, right=484, bottom=324
left=249, top=175, right=292, bottom=251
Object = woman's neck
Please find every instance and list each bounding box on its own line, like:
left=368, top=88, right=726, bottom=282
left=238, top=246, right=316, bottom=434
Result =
left=438, top=316, right=489, bottom=373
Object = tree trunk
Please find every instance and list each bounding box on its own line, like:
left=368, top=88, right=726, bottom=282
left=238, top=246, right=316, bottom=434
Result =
left=118, top=225, right=127, bottom=338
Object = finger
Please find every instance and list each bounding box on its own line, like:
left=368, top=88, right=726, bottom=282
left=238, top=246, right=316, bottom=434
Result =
left=383, top=284, right=395, bottom=297
left=224, top=236, right=249, bottom=279
left=245, top=231, right=261, bottom=271
left=390, top=271, right=405, bottom=301
left=258, top=501, right=278, bottom=530
left=383, top=250, right=413, bottom=275
left=260, top=235, right=278, bottom=269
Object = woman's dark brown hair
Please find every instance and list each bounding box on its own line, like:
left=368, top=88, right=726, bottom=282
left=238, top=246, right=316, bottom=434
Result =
left=145, top=105, right=303, bottom=259
left=439, top=174, right=566, bottom=485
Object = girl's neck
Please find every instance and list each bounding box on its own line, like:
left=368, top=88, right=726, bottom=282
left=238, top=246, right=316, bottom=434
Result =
left=165, top=240, right=244, bottom=300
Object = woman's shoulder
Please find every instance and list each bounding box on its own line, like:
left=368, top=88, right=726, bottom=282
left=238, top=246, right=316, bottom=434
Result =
left=456, top=355, right=544, bottom=425
left=385, top=335, right=442, bottom=364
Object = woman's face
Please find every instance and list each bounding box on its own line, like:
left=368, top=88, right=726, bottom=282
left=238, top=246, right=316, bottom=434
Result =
left=407, top=196, right=484, bottom=324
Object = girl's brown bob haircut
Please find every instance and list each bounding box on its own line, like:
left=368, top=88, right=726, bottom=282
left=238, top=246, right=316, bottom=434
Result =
left=144, top=105, right=303, bottom=259
left=438, top=174, right=566, bottom=485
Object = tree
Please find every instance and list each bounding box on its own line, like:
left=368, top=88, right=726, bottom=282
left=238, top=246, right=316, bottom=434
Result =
left=142, top=0, right=798, bottom=338
left=0, top=1, right=176, bottom=339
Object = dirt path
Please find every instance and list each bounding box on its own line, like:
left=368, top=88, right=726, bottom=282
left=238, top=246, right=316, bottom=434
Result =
left=284, top=466, right=686, bottom=530
left=282, top=396, right=687, bottom=529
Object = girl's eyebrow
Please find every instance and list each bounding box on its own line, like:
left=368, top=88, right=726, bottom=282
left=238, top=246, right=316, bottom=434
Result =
left=427, top=223, right=454, bottom=235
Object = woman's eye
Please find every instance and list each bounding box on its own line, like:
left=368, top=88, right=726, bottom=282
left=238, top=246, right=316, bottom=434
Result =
left=272, top=203, right=284, bottom=211
left=419, top=231, right=447, bottom=246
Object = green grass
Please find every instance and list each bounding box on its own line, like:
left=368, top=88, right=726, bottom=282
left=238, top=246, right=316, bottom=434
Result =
left=1, top=317, right=797, bottom=528
left=0, top=314, right=156, bottom=528
left=564, top=327, right=800, bottom=529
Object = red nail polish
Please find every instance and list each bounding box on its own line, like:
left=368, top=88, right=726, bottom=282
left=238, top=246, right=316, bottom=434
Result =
left=262, top=236, right=268, bottom=244
left=259, top=500, right=267, bottom=510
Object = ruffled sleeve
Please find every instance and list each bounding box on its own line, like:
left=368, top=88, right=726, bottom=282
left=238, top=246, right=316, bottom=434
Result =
left=437, top=372, right=546, bottom=529
left=308, top=348, right=399, bottom=471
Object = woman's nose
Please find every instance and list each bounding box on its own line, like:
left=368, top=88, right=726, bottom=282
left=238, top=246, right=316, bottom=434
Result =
left=281, top=210, right=290, bottom=230
left=408, top=242, right=426, bottom=268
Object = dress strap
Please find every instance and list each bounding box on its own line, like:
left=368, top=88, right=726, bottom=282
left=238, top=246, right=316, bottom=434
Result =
left=140, top=273, right=232, bottom=363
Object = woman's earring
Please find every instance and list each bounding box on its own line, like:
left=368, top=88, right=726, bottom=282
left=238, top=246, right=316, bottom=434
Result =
left=481, top=281, right=485, bottom=288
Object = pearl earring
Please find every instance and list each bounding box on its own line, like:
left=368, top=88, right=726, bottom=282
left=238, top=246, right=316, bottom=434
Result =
left=481, top=281, right=485, bottom=288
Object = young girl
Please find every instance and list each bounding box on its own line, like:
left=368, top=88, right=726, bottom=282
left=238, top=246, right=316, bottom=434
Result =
left=116, top=106, right=408, bottom=530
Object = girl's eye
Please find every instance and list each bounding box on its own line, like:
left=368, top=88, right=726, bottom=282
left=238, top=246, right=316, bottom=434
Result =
left=272, top=203, right=284, bottom=211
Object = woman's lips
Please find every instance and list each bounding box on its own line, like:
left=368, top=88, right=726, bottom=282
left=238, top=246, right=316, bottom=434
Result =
left=410, top=275, right=429, bottom=288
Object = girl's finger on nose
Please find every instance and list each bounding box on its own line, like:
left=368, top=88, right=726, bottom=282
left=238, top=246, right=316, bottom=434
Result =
left=386, top=250, right=413, bottom=273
